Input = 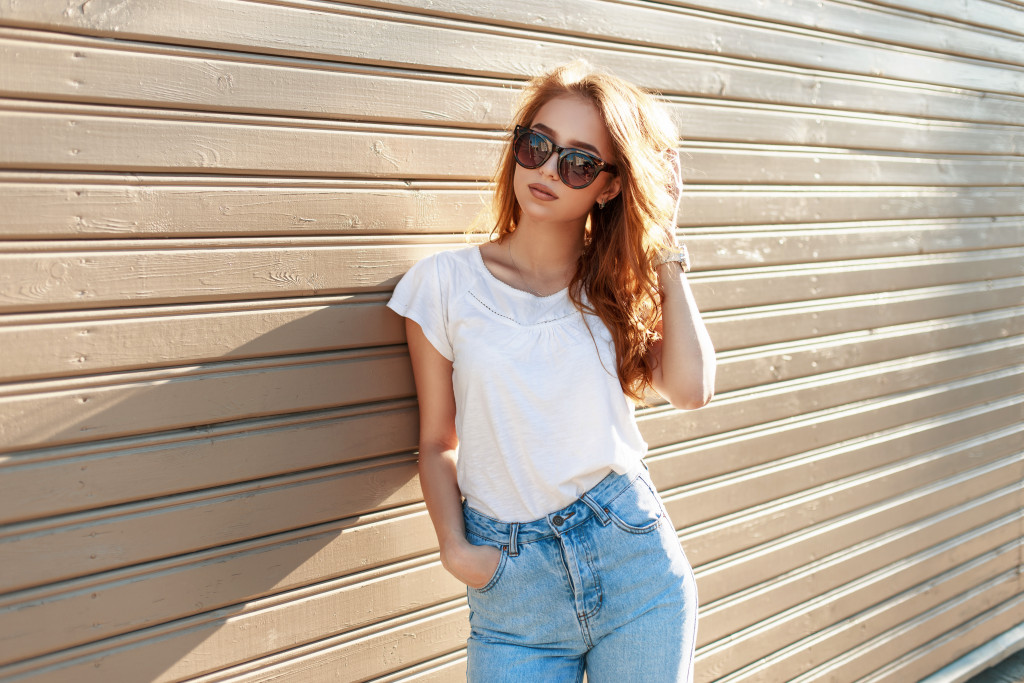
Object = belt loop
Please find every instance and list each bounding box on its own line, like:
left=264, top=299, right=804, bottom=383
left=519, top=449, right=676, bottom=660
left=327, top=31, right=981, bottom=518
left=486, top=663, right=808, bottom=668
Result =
left=581, top=493, right=610, bottom=526
left=508, top=522, right=520, bottom=557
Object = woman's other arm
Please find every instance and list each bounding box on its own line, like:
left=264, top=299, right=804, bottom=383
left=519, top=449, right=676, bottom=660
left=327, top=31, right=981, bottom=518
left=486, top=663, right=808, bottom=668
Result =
left=648, top=265, right=716, bottom=410
left=405, top=318, right=500, bottom=588
left=647, top=148, right=716, bottom=410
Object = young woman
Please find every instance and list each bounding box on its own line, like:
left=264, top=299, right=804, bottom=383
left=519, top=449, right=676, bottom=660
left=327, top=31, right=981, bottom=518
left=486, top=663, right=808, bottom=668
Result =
left=387, top=61, right=716, bottom=682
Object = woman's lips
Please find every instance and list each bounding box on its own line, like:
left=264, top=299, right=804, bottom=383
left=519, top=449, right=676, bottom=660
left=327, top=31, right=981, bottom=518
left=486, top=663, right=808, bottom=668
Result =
left=529, top=183, right=558, bottom=201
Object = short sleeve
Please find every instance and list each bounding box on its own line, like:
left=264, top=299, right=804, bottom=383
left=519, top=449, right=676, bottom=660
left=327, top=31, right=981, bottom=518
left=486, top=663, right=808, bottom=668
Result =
left=387, top=253, right=454, bottom=361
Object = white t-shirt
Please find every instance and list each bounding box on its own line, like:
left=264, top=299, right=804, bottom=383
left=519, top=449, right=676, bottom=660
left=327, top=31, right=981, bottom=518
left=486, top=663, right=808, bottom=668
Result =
left=387, top=245, right=648, bottom=522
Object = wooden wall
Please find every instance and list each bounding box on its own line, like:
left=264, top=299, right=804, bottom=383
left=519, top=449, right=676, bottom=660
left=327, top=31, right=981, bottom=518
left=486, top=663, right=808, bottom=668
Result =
left=1, top=1, right=1022, bottom=681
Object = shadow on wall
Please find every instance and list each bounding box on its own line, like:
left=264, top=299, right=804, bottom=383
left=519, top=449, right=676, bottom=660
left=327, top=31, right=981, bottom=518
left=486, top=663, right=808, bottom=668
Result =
left=0, top=301, right=464, bottom=681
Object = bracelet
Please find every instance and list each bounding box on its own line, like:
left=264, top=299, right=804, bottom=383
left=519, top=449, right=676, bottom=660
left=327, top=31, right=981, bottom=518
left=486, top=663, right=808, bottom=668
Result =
left=653, top=243, right=690, bottom=273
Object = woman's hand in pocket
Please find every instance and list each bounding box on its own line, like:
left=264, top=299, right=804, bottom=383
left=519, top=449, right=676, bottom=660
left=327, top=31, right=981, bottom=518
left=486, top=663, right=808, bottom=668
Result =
left=443, top=539, right=502, bottom=589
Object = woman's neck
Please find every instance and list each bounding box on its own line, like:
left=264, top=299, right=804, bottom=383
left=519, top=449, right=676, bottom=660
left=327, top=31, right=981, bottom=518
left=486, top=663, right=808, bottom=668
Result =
left=506, top=216, right=586, bottom=281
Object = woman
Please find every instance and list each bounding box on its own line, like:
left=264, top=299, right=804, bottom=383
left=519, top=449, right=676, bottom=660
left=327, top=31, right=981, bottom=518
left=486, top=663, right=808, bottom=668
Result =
left=387, top=60, right=716, bottom=682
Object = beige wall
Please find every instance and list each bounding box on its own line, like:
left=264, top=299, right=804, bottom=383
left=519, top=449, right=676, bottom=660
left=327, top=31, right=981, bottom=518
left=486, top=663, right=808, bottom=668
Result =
left=1, top=1, right=1022, bottom=681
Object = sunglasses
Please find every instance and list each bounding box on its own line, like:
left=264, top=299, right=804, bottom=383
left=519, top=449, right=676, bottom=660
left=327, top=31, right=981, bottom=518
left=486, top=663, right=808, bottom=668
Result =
left=512, top=125, right=617, bottom=189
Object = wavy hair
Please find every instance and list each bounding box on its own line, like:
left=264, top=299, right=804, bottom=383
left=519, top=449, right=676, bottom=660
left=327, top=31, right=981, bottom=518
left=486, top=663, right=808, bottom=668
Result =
left=486, top=61, right=681, bottom=403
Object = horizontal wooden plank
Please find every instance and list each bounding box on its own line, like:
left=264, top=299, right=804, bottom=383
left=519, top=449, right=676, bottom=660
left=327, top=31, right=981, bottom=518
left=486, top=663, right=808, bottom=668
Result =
left=2, top=278, right=1018, bottom=384
left=680, top=189, right=1024, bottom=228
left=0, top=401, right=418, bottom=524
left=697, top=498, right=1023, bottom=649
left=2, top=0, right=1022, bottom=100
left=0, top=455, right=422, bottom=593
left=0, top=241, right=1020, bottom=315
left=0, top=293, right=403, bottom=382
left=1, top=319, right=1019, bottom=458
left=0, top=175, right=491, bottom=238
left=350, top=0, right=1024, bottom=83
left=639, top=337, right=1024, bottom=450
left=688, top=448, right=1020, bottom=604
left=708, top=278, right=1024, bottom=351
left=649, top=365, right=1024, bottom=488
left=3, top=172, right=1022, bottom=239
left=714, top=557, right=1022, bottom=682
left=3, top=28, right=1024, bottom=154
left=678, top=423, right=1022, bottom=569
left=854, top=0, right=1024, bottom=37
left=4, top=360, right=1018, bottom=537
left=861, top=597, right=1024, bottom=683
left=716, top=307, right=1024, bottom=392
left=0, top=347, right=415, bottom=453
left=1, top=554, right=461, bottom=670
left=786, top=575, right=1024, bottom=683
left=4, top=104, right=1022, bottom=183
left=668, top=394, right=1023, bottom=527
left=648, top=0, right=1024, bottom=64
left=0, top=599, right=470, bottom=683
left=367, top=651, right=466, bottom=683
left=686, top=218, right=1024, bottom=268
left=0, top=505, right=437, bottom=666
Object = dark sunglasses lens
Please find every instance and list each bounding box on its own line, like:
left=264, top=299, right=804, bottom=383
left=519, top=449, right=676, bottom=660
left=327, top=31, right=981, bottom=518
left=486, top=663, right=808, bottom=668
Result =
left=514, top=131, right=551, bottom=168
left=560, top=153, right=599, bottom=188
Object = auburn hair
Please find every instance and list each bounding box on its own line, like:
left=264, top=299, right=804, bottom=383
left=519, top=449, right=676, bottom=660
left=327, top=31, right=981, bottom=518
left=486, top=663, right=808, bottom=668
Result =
left=485, top=61, right=681, bottom=403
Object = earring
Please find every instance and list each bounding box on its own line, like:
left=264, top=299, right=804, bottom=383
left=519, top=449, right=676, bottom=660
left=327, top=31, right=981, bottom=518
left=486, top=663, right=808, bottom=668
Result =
left=598, top=199, right=606, bottom=210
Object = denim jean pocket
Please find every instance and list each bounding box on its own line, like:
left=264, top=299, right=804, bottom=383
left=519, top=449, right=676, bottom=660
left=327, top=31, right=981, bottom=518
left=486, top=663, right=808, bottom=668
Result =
left=465, top=537, right=509, bottom=593
left=604, top=474, right=665, bottom=534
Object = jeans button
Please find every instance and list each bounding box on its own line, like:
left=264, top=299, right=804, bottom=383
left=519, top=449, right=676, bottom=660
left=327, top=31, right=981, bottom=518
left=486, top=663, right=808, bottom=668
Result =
left=552, top=515, right=564, bottom=525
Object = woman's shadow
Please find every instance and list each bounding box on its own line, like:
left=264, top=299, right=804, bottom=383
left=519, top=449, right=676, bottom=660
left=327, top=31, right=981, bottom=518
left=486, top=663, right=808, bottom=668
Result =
left=0, top=274, right=468, bottom=681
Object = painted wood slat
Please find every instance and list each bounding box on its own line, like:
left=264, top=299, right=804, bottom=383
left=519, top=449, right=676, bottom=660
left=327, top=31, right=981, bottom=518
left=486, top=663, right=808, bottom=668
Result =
left=860, top=598, right=1024, bottom=683
left=855, top=0, right=1024, bottom=37
left=0, top=506, right=437, bottom=666
left=0, top=348, right=415, bottom=453
left=787, top=577, right=1024, bottom=683
left=2, top=0, right=1023, bottom=99
left=717, top=560, right=1023, bottom=682
left=1, top=243, right=1020, bottom=315
left=646, top=0, right=1024, bottom=64
left=0, top=294, right=404, bottom=382
left=4, top=175, right=1023, bottom=239
left=5, top=106, right=1022, bottom=183
left=0, top=455, right=422, bottom=593
left=708, top=280, right=1024, bottom=352
left=2, top=279, right=1018, bottom=383
left=697, top=503, right=1024, bottom=650
left=0, top=601, right=471, bottom=683
left=689, top=449, right=1021, bottom=605
left=640, top=336, right=1024, bottom=451
left=715, top=307, right=1024, bottom=392
left=0, top=554, right=461, bottom=670
left=8, top=30, right=1024, bottom=156
left=2, top=324, right=1019, bottom=459
left=650, top=367, right=1024, bottom=490
left=677, top=419, right=1024, bottom=561
left=0, top=401, right=418, bottom=524
left=668, top=396, right=1023, bottom=529
left=352, top=0, right=1024, bottom=68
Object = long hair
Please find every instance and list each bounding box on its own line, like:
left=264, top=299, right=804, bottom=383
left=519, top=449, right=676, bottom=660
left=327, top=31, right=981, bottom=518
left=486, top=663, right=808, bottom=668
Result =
left=487, top=61, right=681, bottom=403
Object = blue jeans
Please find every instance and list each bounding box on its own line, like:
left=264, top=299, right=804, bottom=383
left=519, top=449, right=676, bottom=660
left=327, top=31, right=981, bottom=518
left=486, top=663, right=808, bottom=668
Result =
left=463, top=461, right=699, bottom=682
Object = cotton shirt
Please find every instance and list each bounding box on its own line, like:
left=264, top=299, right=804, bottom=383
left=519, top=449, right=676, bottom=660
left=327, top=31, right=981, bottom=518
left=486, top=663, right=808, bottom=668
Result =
left=387, top=245, right=648, bottom=522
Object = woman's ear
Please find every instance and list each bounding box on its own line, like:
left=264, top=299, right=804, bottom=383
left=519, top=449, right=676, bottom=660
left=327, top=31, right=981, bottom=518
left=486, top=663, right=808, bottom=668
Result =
left=598, top=176, right=621, bottom=205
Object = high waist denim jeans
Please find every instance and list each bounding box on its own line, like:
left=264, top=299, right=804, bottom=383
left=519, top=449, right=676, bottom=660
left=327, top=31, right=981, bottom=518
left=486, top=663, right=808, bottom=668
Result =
left=462, top=461, right=699, bottom=682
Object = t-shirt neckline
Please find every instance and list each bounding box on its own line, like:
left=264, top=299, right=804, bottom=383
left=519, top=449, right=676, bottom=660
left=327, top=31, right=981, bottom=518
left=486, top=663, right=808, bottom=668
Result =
left=473, top=244, right=570, bottom=300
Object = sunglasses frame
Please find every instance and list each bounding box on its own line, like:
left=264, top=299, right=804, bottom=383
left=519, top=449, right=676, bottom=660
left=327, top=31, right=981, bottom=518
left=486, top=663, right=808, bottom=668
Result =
left=512, top=125, right=617, bottom=189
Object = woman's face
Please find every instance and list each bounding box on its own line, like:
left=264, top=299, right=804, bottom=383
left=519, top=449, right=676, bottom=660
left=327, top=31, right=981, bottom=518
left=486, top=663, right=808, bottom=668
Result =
left=513, top=95, right=621, bottom=228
